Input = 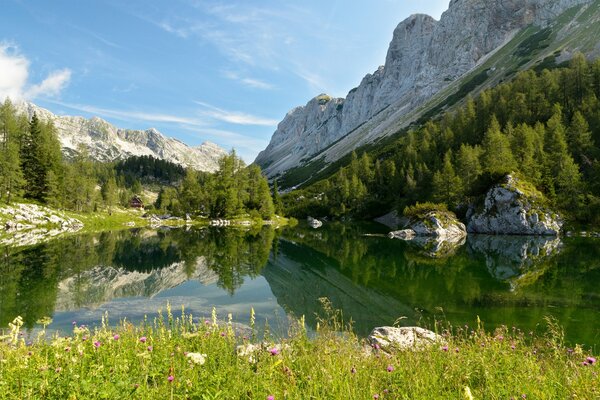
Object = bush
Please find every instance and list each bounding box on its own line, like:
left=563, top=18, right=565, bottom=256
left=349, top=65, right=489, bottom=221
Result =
left=403, top=202, right=448, bottom=219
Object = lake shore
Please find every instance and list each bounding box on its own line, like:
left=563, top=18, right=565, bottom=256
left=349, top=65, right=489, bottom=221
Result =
left=0, top=201, right=290, bottom=247
left=0, top=308, right=597, bottom=399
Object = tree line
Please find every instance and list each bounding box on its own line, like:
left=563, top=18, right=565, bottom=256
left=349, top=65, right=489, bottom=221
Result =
left=285, top=53, right=600, bottom=225
left=0, top=99, right=279, bottom=219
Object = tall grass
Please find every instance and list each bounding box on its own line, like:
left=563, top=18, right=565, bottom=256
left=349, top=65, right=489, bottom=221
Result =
left=0, top=303, right=597, bottom=399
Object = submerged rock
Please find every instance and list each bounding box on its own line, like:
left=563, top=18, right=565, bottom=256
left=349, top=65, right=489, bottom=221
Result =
left=368, top=326, right=444, bottom=351
left=307, top=216, right=323, bottom=229
left=388, top=229, right=416, bottom=240
left=467, top=175, right=563, bottom=235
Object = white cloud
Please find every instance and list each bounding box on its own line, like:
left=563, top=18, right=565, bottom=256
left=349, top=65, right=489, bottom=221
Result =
left=0, top=44, right=71, bottom=101
left=26, top=69, right=72, bottom=98
left=49, top=100, right=209, bottom=127
left=195, top=101, right=278, bottom=126
left=222, top=71, right=275, bottom=90
left=0, top=44, right=30, bottom=100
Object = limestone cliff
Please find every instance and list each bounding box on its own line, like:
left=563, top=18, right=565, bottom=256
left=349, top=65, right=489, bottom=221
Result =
left=256, top=0, right=598, bottom=182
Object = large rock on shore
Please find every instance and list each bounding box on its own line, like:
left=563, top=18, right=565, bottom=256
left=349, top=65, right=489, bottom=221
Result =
left=389, top=210, right=466, bottom=240
left=467, top=175, right=563, bottom=235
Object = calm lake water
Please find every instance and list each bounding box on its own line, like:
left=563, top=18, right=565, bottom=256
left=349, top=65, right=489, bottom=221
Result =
left=1, top=223, right=599, bottom=348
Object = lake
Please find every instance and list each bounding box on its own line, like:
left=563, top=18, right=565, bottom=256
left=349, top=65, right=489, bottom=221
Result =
left=1, top=223, right=599, bottom=348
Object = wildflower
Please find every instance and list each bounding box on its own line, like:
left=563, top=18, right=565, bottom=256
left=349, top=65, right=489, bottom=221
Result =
left=267, top=396, right=275, bottom=400
left=387, top=365, right=394, bottom=372
left=168, top=375, right=174, bottom=382
left=82, top=336, right=88, bottom=341
left=72, top=321, right=77, bottom=325
left=455, top=348, right=459, bottom=353
left=147, top=346, right=153, bottom=352
left=567, top=348, right=574, bottom=354
left=521, top=395, right=527, bottom=399
left=134, top=384, right=139, bottom=389
left=497, top=335, right=504, bottom=341
left=587, top=356, right=596, bottom=365
left=350, top=366, right=356, bottom=374
left=373, top=394, right=379, bottom=399
left=140, top=336, right=147, bottom=343
left=65, top=346, right=71, bottom=352
left=582, top=361, right=589, bottom=366
left=270, top=347, right=280, bottom=356
left=186, top=352, right=207, bottom=365
left=55, top=367, right=62, bottom=373
left=383, top=389, right=389, bottom=394
left=220, top=332, right=226, bottom=337
left=372, top=343, right=381, bottom=350
left=113, top=334, right=120, bottom=341
left=511, top=345, right=516, bottom=350
left=94, top=341, right=101, bottom=348
left=463, top=386, right=473, bottom=400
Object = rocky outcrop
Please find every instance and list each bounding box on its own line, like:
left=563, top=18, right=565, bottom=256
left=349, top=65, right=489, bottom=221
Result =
left=390, top=211, right=467, bottom=240
left=467, top=175, right=563, bottom=235
left=367, top=326, right=444, bottom=351
left=15, top=102, right=228, bottom=172
left=0, top=203, right=83, bottom=247
left=256, top=0, right=596, bottom=180
left=307, top=216, right=323, bottom=229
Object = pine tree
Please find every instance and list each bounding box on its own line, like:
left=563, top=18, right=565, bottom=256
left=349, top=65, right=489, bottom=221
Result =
left=456, top=144, right=482, bottom=193
left=101, top=177, right=118, bottom=212
left=432, top=150, right=462, bottom=207
left=0, top=99, right=24, bottom=203
left=567, top=111, right=594, bottom=166
left=272, top=180, right=283, bottom=216
left=21, top=113, right=47, bottom=201
left=482, top=116, right=516, bottom=175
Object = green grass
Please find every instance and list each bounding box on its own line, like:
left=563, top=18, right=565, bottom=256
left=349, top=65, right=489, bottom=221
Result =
left=0, top=306, right=597, bottom=399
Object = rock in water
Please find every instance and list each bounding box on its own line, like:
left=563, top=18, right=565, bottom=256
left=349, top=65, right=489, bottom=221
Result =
left=467, top=175, right=562, bottom=235
left=390, top=210, right=466, bottom=240
left=307, top=216, right=323, bottom=229
left=368, top=326, right=444, bottom=351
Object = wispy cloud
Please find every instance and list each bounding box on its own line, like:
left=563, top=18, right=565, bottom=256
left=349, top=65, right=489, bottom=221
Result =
left=48, top=100, right=209, bottom=127
left=0, top=43, right=71, bottom=101
left=195, top=101, right=278, bottom=126
left=222, top=71, right=275, bottom=90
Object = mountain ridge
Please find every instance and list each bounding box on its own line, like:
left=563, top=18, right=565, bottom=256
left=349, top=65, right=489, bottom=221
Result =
left=14, top=101, right=228, bottom=172
left=256, top=0, right=599, bottom=186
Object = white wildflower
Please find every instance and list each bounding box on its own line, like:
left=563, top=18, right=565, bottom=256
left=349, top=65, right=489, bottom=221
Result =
left=186, top=352, right=207, bottom=365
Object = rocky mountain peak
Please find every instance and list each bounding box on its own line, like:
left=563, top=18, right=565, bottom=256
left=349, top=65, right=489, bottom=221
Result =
left=256, top=0, right=596, bottom=183
left=14, top=101, right=228, bottom=172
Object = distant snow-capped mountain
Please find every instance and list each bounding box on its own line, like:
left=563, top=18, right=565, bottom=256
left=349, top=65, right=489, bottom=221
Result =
left=16, top=102, right=228, bottom=172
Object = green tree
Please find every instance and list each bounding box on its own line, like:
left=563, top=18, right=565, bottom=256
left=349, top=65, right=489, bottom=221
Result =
left=482, top=116, right=516, bottom=175
left=101, top=177, right=118, bottom=212
left=432, top=150, right=463, bottom=207
left=0, top=99, right=24, bottom=203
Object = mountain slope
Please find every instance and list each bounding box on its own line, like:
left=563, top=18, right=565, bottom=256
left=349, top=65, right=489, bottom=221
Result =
left=256, top=0, right=600, bottom=187
left=15, top=102, right=228, bottom=172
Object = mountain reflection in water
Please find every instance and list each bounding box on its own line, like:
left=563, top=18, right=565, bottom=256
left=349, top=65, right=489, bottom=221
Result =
left=0, top=223, right=598, bottom=346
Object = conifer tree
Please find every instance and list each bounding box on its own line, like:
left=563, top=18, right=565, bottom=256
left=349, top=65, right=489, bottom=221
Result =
left=482, top=116, right=516, bottom=175
left=21, top=113, right=48, bottom=201
left=0, top=99, right=24, bottom=203
left=432, top=150, right=462, bottom=207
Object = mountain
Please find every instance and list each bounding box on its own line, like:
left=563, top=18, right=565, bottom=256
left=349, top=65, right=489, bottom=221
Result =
left=256, top=0, right=600, bottom=186
left=15, top=102, right=228, bottom=172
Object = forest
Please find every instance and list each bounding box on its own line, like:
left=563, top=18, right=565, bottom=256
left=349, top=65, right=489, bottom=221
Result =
left=0, top=99, right=278, bottom=219
left=284, top=53, right=600, bottom=226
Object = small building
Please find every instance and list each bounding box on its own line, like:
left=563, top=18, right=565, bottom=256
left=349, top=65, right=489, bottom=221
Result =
left=129, top=195, right=144, bottom=209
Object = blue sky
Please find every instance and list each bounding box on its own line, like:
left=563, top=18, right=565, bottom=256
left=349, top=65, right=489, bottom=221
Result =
left=0, top=0, right=449, bottom=162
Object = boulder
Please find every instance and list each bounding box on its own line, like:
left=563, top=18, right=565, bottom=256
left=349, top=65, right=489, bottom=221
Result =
left=388, top=229, right=415, bottom=240
left=307, top=216, right=323, bottom=229
left=390, top=210, right=466, bottom=240
left=367, top=326, right=444, bottom=351
left=467, top=175, right=563, bottom=235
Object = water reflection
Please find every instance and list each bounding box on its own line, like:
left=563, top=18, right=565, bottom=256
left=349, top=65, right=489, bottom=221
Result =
left=0, top=223, right=598, bottom=346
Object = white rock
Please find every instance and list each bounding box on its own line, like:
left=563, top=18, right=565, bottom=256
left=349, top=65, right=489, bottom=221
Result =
left=368, top=326, right=444, bottom=351
left=467, top=175, right=563, bottom=235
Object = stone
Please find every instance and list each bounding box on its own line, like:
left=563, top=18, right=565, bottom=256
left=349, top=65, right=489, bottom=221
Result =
left=467, top=175, right=563, bottom=235
left=388, top=229, right=416, bottom=240
left=409, top=211, right=467, bottom=239
left=307, top=216, right=323, bottom=229
left=367, top=326, right=444, bottom=351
